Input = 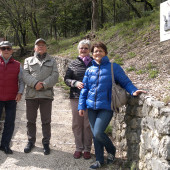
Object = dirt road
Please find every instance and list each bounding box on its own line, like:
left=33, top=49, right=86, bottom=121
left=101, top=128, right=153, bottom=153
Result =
left=0, top=87, right=120, bottom=170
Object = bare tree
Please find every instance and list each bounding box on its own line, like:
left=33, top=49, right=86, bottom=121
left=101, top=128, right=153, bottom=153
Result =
left=124, top=0, right=141, bottom=18
left=91, top=0, right=99, bottom=31
left=0, top=0, right=26, bottom=50
left=27, top=0, right=40, bottom=38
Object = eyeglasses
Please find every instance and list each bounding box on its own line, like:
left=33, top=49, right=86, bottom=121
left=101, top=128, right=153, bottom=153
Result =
left=36, top=44, right=46, bottom=47
left=79, top=47, right=89, bottom=50
left=0, top=47, right=12, bottom=51
left=93, top=50, right=105, bottom=53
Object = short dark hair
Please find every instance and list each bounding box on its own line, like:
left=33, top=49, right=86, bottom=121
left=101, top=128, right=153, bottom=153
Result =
left=91, top=42, right=108, bottom=55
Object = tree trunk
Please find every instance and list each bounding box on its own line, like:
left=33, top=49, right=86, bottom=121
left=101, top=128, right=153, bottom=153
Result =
left=100, top=0, right=104, bottom=28
left=113, top=0, right=116, bottom=26
left=91, top=0, right=99, bottom=31
left=125, top=0, right=141, bottom=18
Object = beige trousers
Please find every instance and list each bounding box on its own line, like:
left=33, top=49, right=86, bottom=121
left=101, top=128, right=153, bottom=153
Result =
left=70, top=99, right=92, bottom=152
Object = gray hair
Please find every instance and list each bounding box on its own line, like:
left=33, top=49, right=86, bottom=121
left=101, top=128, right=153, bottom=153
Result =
left=77, top=39, right=91, bottom=50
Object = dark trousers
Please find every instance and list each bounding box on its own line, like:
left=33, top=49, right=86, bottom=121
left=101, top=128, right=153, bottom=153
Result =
left=26, top=99, right=52, bottom=145
left=0, top=100, right=17, bottom=147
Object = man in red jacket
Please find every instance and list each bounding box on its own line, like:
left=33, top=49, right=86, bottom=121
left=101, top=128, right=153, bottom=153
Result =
left=0, top=41, right=24, bottom=154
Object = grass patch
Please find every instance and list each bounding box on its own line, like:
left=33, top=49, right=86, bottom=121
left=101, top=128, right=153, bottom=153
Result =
left=147, top=62, right=155, bottom=70
left=136, top=69, right=145, bottom=74
left=126, top=66, right=136, bottom=72
left=127, top=52, right=136, bottom=59
left=113, top=54, right=124, bottom=65
left=163, top=96, right=170, bottom=104
left=149, top=69, right=158, bottom=79
left=48, top=35, right=83, bottom=58
left=56, top=77, right=70, bottom=93
left=145, top=62, right=158, bottom=79
left=105, top=124, right=112, bottom=136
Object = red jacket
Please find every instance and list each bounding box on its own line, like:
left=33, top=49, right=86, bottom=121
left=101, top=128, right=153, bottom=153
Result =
left=0, top=57, right=20, bottom=101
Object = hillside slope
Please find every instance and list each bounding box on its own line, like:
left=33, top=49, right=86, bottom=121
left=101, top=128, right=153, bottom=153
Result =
left=109, top=28, right=170, bottom=103
left=56, top=12, right=169, bottom=103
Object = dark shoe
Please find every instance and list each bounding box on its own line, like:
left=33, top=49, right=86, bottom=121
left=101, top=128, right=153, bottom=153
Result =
left=0, top=146, right=13, bottom=154
left=43, top=144, right=50, bottom=155
left=107, top=153, right=115, bottom=164
left=24, top=142, right=34, bottom=153
left=83, top=151, right=91, bottom=159
left=89, top=161, right=103, bottom=169
left=73, top=151, right=82, bottom=159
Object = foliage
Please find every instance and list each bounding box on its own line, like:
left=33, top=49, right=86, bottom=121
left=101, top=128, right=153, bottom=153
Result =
left=130, top=161, right=137, bottom=170
left=105, top=124, right=112, bottom=136
left=0, top=0, right=161, bottom=51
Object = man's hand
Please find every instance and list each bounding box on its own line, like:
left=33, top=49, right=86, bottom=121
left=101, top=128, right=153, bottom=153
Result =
left=35, top=82, right=44, bottom=90
left=15, top=93, right=22, bottom=102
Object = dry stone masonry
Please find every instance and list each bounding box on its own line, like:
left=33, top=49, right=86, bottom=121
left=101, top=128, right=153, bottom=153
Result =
left=112, top=94, right=170, bottom=170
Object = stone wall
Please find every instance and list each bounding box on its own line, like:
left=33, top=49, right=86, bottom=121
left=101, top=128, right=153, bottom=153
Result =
left=112, top=94, right=170, bottom=170
left=54, top=56, right=71, bottom=79
left=55, top=56, right=170, bottom=170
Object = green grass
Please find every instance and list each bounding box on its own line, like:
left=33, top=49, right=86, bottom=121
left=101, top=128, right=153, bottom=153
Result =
left=56, top=77, right=70, bottom=93
left=105, top=124, right=112, bottom=136
left=149, top=69, right=158, bottom=79
left=47, top=35, right=83, bottom=58
left=113, top=54, right=124, bottom=65
left=126, top=66, right=136, bottom=72
left=145, top=62, right=159, bottom=79
left=136, top=69, right=145, bottom=75
left=127, top=52, right=136, bottom=59
left=147, top=62, right=155, bottom=70
left=163, top=96, right=170, bottom=104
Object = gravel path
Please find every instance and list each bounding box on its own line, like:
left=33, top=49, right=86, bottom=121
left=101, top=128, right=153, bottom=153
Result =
left=0, top=87, right=121, bottom=170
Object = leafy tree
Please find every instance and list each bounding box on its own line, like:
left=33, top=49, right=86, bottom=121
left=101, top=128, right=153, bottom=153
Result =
left=0, top=0, right=160, bottom=51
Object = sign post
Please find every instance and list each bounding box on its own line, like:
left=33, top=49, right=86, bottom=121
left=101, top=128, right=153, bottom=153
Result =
left=160, top=0, right=170, bottom=42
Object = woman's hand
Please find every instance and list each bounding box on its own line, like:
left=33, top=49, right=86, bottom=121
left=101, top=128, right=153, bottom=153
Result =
left=75, top=81, right=84, bottom=89
left=133, top=90, right=147, bottom=96
left=79, top=110, right=85, bottom=117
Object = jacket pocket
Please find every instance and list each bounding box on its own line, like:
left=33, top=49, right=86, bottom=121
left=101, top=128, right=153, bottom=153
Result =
left=26, top=87, right=36, bottom=98
left=41, top=61, right=53, bottom=78
left=44, top=89, right=54, bottom=97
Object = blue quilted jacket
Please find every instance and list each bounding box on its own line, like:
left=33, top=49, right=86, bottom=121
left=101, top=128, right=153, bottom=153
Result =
left=78, top=56, right=138, bottom=111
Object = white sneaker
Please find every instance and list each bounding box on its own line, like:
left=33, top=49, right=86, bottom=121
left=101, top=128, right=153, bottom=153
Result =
left=89, top=161, right=103, bottom=169
left=107, top=153, right=115, bottom=164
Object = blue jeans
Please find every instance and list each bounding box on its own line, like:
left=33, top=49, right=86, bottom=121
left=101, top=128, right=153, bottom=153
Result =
left=0, top=100, right=17, bottom=147
left=88, top=109, right=116, bottom=164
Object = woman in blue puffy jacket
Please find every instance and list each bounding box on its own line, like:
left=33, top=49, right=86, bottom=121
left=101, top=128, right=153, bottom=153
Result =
left=78, top=42, right=146, bottom=169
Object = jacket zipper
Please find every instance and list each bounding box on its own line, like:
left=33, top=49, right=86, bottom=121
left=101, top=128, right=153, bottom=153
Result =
left=94, top=65, right=100, bottom=109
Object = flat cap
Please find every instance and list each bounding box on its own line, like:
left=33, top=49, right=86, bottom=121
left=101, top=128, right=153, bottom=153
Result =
left=35, top=38, right=46, bottom=45
left=0, top=41, right=12, bottom=47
